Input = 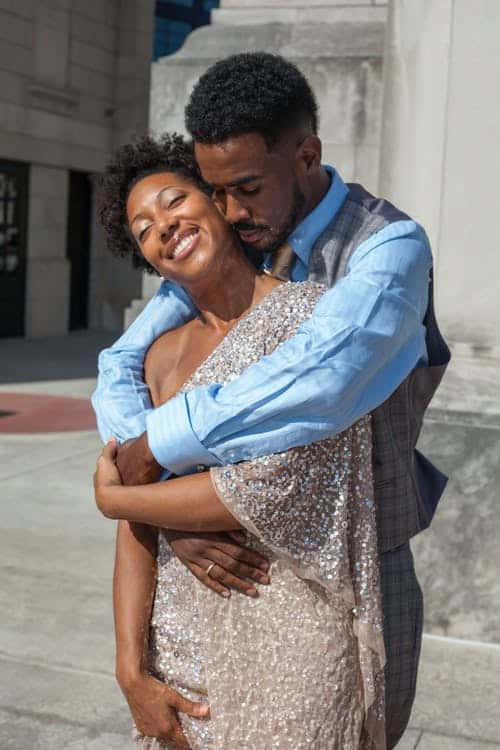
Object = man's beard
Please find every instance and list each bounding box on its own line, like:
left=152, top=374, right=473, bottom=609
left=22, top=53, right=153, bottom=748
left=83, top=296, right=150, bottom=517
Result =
left=234, top=182, right=306, bottom=260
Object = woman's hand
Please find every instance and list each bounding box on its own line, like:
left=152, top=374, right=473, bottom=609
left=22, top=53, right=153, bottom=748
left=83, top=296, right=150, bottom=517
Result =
left=94, top=439, right=123, bottom=517
left=119, top=671, right=209, bottom=750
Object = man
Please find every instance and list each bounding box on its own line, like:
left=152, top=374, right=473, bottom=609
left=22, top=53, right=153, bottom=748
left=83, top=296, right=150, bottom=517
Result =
left=93, top=53, right=449, bottom=748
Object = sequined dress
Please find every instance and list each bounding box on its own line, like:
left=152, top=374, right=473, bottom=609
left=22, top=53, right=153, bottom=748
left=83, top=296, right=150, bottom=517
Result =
left=135, top=282, right=386, bottom=750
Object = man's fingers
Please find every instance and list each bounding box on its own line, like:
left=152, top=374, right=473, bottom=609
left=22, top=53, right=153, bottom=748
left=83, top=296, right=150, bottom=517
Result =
left=167, top=688, right=210, bottom=719
left=203, top=562, right=259, bottom=597
left=189, top=562, right=231, bottom=598
left=215, top=542, right=271, bottom=576
left=226, top=529, right=247, bottom=544
left=211, top=549, right=270, bottom=585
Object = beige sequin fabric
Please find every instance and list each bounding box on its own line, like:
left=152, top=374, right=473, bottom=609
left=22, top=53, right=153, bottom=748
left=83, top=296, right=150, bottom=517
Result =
left=134, top=282, right=386, bottom=750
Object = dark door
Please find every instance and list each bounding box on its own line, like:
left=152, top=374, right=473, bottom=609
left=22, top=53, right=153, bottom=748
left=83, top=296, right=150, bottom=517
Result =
left=66, top=170, right=92, bottom=330
left=0, top=159, right=29, bottom=337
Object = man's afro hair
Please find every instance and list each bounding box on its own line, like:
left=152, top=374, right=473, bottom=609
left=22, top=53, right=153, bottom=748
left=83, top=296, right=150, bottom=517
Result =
left=97, top=133, right=206, bottom=272
left=185, top=52, right=319, bottom=148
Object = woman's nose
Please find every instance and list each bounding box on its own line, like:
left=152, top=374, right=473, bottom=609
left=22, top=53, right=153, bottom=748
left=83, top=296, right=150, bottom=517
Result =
left=157, top=216, right=177, bottom=241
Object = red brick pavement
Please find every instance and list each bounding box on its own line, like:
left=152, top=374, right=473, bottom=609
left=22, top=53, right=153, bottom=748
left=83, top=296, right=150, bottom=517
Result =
left=0, top=393, right=96, bottom=433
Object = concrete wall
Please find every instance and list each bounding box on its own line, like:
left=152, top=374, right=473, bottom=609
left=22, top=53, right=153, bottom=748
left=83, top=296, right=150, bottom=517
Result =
left=0, top=0, right=155, bottom=336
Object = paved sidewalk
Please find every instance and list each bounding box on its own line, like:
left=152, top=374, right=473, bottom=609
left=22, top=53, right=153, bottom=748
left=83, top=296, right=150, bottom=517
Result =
left=1, top=332, right=498, bottom=749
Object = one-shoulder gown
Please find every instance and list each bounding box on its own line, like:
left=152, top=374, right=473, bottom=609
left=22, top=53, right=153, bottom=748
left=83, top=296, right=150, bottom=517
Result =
left=134, top=282, right=386, bottom=750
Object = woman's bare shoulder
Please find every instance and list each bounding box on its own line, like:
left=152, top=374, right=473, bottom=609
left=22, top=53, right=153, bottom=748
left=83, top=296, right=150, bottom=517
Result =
left=144, top=320, right=204, bottom=406
left=145, top=321, right=195, bottom=373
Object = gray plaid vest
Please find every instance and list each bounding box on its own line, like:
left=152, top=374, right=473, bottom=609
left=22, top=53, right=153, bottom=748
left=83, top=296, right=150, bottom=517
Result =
left=308, top=183, right=450, bottom=552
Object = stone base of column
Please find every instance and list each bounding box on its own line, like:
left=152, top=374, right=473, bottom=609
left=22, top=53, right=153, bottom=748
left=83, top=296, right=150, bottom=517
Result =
left=25, top=257, right=71, bottom=338
left=412, top=342, right=500, bottom=662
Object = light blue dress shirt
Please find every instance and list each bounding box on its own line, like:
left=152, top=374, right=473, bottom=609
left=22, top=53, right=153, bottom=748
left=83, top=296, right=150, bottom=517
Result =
left=92, top=167, right=431, bottom=475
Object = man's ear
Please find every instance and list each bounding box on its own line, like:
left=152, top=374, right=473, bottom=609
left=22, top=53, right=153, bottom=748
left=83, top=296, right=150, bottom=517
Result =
left=297, top=134, right=322, bottom=174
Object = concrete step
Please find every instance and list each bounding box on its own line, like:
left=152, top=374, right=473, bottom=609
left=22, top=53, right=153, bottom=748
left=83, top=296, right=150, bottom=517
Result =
left=399, top=729, right=500, bottom=749
left=408, top=634, right=500, bottom=744
left=212, top=4, right=388, bottom=26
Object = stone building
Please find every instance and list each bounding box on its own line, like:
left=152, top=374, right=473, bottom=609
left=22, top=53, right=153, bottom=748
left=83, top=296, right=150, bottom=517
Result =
left=0, top=0, right=155, bottom=337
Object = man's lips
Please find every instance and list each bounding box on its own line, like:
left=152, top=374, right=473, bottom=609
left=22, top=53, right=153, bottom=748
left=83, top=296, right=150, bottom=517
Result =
left=237, top=227, right=267, bottom=242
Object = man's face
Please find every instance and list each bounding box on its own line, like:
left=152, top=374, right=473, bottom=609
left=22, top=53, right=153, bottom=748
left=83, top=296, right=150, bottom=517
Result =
left=194, top=132, right=308, bottom=255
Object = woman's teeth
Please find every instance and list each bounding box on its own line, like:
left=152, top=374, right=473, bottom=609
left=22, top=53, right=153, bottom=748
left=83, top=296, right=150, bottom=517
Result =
left=172, top=231, right=197, bottom=258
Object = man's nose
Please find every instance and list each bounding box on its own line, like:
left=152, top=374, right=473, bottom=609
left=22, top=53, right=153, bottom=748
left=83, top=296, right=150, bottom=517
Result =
left=224, top=194, right=251, bottom=224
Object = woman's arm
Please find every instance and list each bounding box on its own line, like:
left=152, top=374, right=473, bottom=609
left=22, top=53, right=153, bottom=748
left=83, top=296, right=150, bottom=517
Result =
left=94, top=443, right=269, bottom=591
left=114, top=520, right=157, bottom=686
left=113, top=519, right=209, bottom=747
left=98, top=465, right=241, bottom=533
left=94, top=438, right=238, bottom=531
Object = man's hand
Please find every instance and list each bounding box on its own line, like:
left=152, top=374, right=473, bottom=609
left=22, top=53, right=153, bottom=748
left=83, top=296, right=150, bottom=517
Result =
left=119, top=671, right=209, bottom=750
left=116, top=432, right=162, bottom=486
left=94, top=439, right=123, bottom=518
left=166, top=530, right=270, bottom=598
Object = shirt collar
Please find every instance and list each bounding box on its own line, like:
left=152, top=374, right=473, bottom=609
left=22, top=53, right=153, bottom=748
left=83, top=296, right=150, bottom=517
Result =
left=288, top=165, right=348, bottom=267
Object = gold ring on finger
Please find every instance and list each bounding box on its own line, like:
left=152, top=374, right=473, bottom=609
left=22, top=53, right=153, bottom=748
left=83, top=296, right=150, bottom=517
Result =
left=206, top=562, right=216, bottom=578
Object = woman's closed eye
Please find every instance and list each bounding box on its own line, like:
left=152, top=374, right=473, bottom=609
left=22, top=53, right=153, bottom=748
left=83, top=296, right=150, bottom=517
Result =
left=158, top=192, right=185, bottom=211
left=138, top=225, right=151, bottom=242
left=168, top=193, right=185, bottom=208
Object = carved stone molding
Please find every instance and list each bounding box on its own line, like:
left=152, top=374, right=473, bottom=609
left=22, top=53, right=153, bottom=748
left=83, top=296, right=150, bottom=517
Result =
left=26, top=82, right=79, bottom=117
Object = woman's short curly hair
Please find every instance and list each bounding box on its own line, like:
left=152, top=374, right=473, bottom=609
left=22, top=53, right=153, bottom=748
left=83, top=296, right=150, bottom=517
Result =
left=98, top=133, right=206, bottom=272
left=185, top=52, right=318, bottom=149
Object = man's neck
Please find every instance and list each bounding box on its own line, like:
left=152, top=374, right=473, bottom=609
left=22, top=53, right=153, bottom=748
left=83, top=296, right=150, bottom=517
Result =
left=303, top=165, right=332, bottom=221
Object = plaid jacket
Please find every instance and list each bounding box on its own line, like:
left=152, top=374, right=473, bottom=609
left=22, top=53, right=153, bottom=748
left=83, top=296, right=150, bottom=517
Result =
left=308, top=183, right=450, bottom=552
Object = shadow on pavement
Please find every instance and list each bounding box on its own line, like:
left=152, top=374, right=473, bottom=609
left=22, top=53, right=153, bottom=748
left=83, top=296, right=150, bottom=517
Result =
left=0, top=330, right=119, bottom=384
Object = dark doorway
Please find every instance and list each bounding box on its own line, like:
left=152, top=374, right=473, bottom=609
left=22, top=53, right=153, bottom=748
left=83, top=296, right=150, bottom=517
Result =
left=66, top=171, right=92, bottom=330
left=0, top=159, right=29, bottom=337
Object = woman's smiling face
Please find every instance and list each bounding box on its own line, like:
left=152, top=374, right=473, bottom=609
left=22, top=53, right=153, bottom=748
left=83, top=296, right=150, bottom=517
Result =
left=126, top=171, right=235, bottom=284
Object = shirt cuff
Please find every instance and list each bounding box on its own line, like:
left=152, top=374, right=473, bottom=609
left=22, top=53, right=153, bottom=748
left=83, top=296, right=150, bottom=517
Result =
left=146, top=392, right=221, bottom=475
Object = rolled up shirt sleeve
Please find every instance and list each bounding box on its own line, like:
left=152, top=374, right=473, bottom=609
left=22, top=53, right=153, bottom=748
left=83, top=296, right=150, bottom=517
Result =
left=91, top=281, right=195, bottom=443
left=147, top=220, right=432, bottom=475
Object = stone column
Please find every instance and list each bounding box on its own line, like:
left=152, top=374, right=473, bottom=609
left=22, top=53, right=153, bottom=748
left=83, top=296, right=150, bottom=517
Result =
left=112, top=0, right=155, bottom=147
left=25, top=165, right=70, bottom=337
left=379, top=4, right=500, bottom=742
left=126, top=0, right=389, bottom=320
left=379, top=0, right=500, bottom=349
left=91, top=0, right=156, bottom=331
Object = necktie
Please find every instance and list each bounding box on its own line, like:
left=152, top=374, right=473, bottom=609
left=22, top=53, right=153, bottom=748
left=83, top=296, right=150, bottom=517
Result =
left=269, top=242, right=295, bottom=281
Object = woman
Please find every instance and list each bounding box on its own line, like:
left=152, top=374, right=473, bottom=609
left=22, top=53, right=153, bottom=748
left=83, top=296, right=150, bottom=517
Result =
left=94, top=134, right=386, bottom=750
